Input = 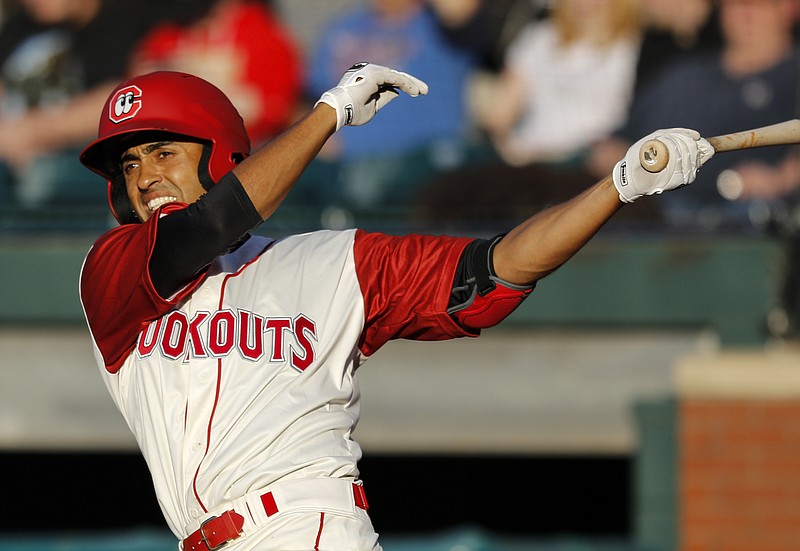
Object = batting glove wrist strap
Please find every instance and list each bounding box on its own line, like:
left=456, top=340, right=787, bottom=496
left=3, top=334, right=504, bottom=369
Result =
left=315, top=62, right=429, bottom=132
left=612, top=128, right=715, bottom=203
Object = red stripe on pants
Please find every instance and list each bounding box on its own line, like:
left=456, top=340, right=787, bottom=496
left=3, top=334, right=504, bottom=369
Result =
left=314, top=512, right=326, bottom=550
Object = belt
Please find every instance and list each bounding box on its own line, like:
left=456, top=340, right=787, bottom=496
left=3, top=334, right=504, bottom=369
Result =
left=182, top=480, right=369, bottom=551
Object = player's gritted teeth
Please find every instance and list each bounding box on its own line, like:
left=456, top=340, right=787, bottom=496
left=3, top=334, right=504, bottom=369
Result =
left=147, top=196, right=178, bottom=211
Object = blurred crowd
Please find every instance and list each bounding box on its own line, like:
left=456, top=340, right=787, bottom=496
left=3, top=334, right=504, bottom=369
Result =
left=0, top=0, right=798, bottom=235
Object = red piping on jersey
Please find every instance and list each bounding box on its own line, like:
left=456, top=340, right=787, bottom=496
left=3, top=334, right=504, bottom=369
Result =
left=191, top=240, right=274, bottom=513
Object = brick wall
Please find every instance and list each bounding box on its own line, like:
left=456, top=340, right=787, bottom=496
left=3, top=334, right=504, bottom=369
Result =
left=676, top=352, right=800, bottom=551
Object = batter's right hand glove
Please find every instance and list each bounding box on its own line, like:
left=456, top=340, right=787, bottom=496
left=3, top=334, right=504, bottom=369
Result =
left=612, top=128, right=715, bottom=203
left=316, top=62, right=429, bottom=131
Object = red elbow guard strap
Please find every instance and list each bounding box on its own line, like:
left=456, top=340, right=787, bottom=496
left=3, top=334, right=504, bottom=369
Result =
left=452, top=280, right=533, bottom=330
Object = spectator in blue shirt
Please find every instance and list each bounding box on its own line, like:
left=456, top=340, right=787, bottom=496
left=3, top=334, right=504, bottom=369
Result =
left=302, top=0, right=477, bottom=210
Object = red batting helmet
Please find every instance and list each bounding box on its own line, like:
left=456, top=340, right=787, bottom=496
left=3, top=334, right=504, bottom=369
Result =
left=80, top=71, right=250, bottom=224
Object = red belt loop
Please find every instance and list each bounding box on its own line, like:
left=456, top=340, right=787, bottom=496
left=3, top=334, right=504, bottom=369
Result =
left=261, top=491, right=279, bottom=517
left=353, top=483, right=369, bottom=510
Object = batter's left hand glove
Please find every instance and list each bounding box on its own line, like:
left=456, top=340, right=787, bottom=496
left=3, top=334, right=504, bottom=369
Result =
left=613, top=128, right=715, bottom=203
left=316, top=62, right=429, bottom=131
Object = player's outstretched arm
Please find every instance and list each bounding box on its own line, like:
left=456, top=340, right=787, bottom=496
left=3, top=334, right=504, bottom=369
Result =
left=492, top=128, right=714, bottom=286
left=233, top=63, right=428, bottom=220
left=232, top=106, right=336, bottom=221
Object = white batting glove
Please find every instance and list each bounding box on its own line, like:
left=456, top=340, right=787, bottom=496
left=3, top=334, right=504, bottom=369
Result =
left=612, top=128, right=715, bottom=203
left=316, top=62, right=429, bottom=131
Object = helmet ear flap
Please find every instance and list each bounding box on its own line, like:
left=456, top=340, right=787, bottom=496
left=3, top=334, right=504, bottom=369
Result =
left=110, top=174, right=139, bottom=225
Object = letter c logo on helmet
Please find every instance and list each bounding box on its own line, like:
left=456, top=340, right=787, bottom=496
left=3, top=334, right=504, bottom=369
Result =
left=109, top=85, right=143, bottom=124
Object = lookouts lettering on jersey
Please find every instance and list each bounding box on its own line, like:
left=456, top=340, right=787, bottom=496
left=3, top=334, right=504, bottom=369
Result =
left=136, top=308, right=319, bottom=372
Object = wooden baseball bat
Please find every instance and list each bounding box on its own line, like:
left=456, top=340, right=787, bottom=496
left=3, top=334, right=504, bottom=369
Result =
left=638, top=119, right=800, bottom=173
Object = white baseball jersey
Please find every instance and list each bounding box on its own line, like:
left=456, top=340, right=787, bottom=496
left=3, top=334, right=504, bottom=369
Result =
left=80, top=208, right=475, bottom=548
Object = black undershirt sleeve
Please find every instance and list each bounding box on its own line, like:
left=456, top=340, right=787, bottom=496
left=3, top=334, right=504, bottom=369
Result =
left=149, top=172, right=263, bottom=299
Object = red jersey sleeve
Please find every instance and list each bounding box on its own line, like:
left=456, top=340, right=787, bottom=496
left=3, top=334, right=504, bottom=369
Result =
left=80, top=205, right=205, bottom=373
left=353, top=230, right=478, bottom=356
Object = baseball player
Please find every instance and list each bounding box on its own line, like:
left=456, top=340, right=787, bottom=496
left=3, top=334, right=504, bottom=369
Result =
left=78, top=64, right=713, bottom=550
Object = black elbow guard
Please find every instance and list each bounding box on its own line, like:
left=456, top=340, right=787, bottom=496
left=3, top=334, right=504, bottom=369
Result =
left=448, top=235, right=534, bottom=330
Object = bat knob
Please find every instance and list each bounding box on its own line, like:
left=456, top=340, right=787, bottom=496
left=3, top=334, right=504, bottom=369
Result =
left=639, top=139, right=669, bottom=173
